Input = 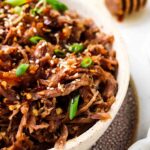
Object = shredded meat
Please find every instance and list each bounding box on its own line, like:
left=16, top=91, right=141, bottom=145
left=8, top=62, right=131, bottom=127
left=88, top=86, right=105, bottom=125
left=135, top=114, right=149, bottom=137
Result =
left=78, top=90, right=99, bottom=114
left=37, top=75, right=90, bottom=98
left=0, top=0, right=118, bottom=149
left=54, top=125, right=68, bottom=150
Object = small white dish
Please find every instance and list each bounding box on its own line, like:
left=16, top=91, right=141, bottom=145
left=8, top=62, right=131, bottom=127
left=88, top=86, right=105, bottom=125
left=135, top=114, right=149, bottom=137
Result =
left=50, top=0, right=130, bottom=149
left=129, top=128, right=150, bottom=150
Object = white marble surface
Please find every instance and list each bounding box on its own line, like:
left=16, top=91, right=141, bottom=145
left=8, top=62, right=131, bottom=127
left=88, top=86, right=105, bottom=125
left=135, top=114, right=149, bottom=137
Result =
left=86, top=0, right=150, bottom=140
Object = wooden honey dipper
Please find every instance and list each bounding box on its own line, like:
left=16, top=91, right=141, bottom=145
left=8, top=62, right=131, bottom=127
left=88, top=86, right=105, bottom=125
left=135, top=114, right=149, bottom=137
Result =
left=105, top=0, right=147, bottom=21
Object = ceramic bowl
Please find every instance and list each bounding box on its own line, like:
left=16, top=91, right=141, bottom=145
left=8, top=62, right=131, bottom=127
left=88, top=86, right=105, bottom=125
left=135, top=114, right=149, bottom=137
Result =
left=50, top=0, right=130, bottom=149
left=129, top=128, right=150, bottom=150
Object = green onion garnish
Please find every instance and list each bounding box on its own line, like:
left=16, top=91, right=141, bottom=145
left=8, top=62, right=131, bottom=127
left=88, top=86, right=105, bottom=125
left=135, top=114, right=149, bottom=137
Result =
left=81, top=57, right=93, bottom=68
left=69, top=95, right=80, bottom=120
left=16, top=64, right=29, bottom=77
left=46, top=0, right=68, bottom=12
left=54, top=49, right=65, bottom=58
left=6, top=0, right=28, bottom=6
left=30, top=7, right=43, bottom=16
left=68, top=43, right=84, bottom=54
left=29, top=36, right=44, bottom=44
left=30, top=0, right=45, bottom=16
left=14, top=6, right=22, bottom=14
left=30, top=9, right=37, bottom=16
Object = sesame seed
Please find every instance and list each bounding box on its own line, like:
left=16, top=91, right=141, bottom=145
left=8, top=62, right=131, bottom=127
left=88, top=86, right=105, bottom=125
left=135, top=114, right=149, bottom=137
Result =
left=50, top=60, right=54, bottom=65
left=74, top=73, right=79, bottom=77
left=84, top=49, right=89, bottom=53
left=0, top=9, right=4, bottom=13
left=63, top=67, right=69, bottom=72
left=47, top=87, right=50, bottom=90
left=35, top=16, right=39, bottom=19
left=0, top=29, right=4, bottom=34
left=44, top=19, right=51, bottom=25
left=59, top=58, right=63, bottom=61
left=43, top=16, right=48, bottom=19
left=52, top=55, right=56, bottom=59
left=38, top=41, right=47, bottom=49
left=33, top=27, right=37, bottom=33
left=57, top=83, right=64, bottom=92
left=51, top=69, right=56, bottom=74
left=29, top=60, right=34, bottom=64
left=18, top=22, right=23, bottom=26
left=16, top=95, right=20, bottom=100
left=4, top=6, right=9, bottom=10
left=49, top=87, right=54, bottom=90
left=71, top=65, right=77, bottom=69
left=75, top=79, right=80, bottom=82
left=45, top=53, right=49, bottom=57
left=54, top=33, right=59, bottom=37
left=71, top=81, right=75, bottom=84
left=17, top=29, right=21, bottom=36
left=66, top=53, right=70, bottom=57
left=27, top=24, right=30, bottom=27
left=35, top=59, right=39, bottom=64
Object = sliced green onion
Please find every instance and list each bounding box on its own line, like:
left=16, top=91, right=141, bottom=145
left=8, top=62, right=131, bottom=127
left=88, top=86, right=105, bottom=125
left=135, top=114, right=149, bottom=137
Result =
left=69, top=95, right=80, bottom=120
left=54, top=49, right=65, bottom=58
left=6, top=0, right=28, bottom=6
left=30, top=8, right=43, bottom=16
left=81, top=57, right=93, bottom=68
left=14, top=6, right=22, bottom=14
left=46, top=0, right=68, bottom=12
left=16, top=64, right=29, bottom=77
left=68, top=43, right=84, bottom=54
left=29, top=36, right=44, bottom=44
left=30, top=9, right=36, bottom=16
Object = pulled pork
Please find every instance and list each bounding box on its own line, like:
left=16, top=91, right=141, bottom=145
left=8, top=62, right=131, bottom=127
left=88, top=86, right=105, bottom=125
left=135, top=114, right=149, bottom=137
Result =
left=0, top=0, right=118, bottom=149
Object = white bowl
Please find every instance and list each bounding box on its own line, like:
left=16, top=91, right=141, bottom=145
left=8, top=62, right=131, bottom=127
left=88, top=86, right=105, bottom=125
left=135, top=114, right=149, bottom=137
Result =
left=50, top=0, right=130, bottom=149
left=129, top=128, right=150, bottom=150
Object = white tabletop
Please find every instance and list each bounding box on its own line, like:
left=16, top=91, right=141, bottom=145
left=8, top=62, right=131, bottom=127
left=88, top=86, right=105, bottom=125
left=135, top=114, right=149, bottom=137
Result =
left=88, top=0, right=150, bottom=140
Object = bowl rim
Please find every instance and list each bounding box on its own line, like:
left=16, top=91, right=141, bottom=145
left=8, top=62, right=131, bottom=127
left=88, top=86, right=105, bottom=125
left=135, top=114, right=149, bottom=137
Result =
left=50, top=0, right=130, bottom=149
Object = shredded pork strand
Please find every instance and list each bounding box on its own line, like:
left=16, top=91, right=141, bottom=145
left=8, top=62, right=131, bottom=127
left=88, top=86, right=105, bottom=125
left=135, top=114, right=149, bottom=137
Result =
left=0, top=0, right=118, bottom=149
